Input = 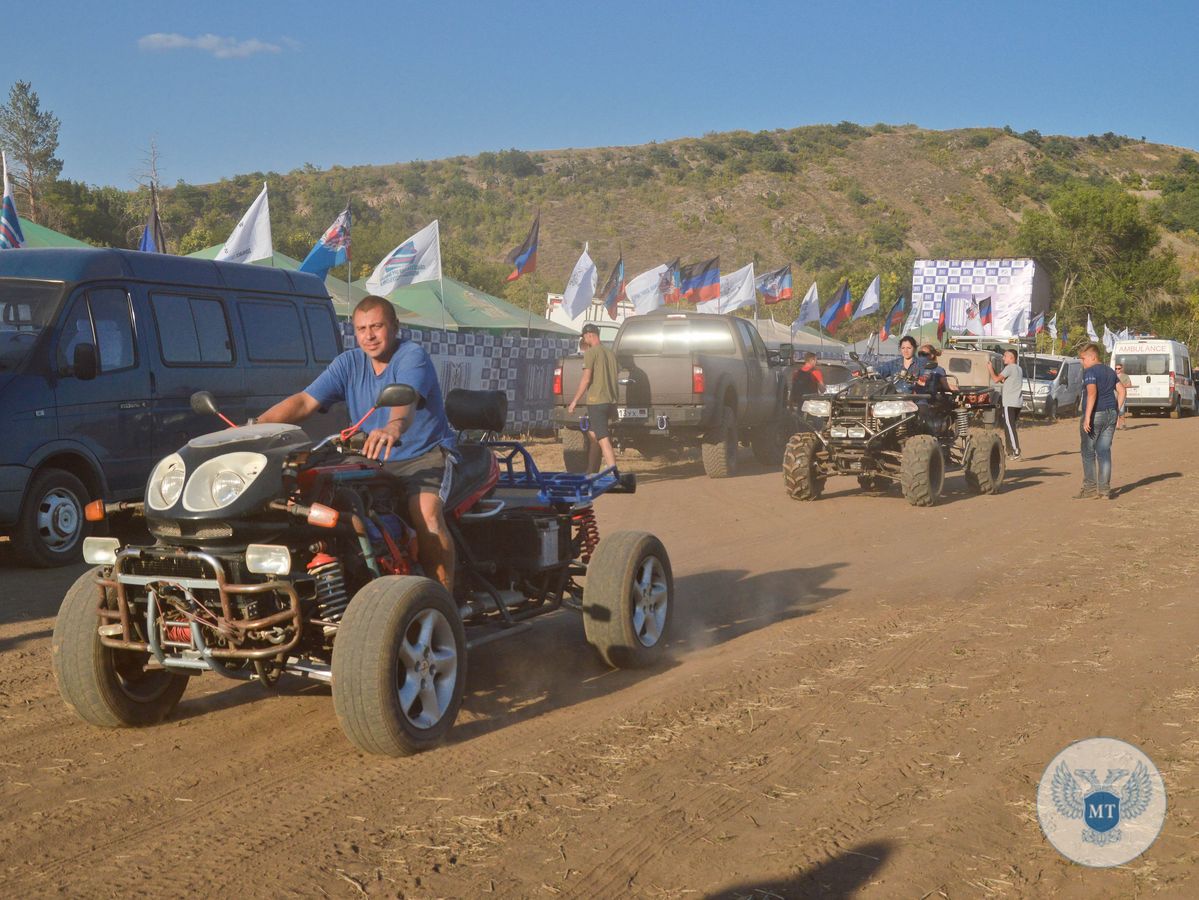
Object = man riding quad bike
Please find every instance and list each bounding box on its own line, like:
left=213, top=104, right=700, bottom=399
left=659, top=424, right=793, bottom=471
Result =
left=783, top=349, right=1005, bottom=506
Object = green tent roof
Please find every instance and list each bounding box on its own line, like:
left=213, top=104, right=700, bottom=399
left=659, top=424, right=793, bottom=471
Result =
left=363, top=275, right=576, bottom=335
left=16, top=217, right=91, bottom=248
left=186, top=244, right=447, bottom=329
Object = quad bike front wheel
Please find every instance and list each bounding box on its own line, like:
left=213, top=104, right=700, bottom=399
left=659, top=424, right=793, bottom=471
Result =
left=899, top=435, right=945, bottom=507
left=964, top=428, right=1005, bottom=495
left=333, top=576, right=466, bottom=756
left=783, top=434, right=824, bottom=500
left=584, top=531, right=673, bottom=669
left=52, top=567, right=189, bottom=727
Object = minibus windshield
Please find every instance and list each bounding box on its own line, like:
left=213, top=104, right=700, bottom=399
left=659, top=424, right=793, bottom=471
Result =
left=0, top=280, right=64, bottom=370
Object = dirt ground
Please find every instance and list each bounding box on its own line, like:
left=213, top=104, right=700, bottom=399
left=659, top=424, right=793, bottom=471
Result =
left=1, top=415, right=1198, bottom=898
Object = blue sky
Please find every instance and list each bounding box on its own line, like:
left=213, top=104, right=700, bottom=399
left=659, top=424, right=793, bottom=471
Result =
left=12, top=0, right=1199, bottom=188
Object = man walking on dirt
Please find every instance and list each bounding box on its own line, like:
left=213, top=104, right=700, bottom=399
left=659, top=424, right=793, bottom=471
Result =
left=989, top=348, right=1024, bottom=460
left=567, top=323, right=619, bottom=473
left=1077, top=342, right=1126, bottom=500
left=257, top=295, right=458, bottom=591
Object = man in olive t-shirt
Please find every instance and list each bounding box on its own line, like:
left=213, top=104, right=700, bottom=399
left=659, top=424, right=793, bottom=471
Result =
left=567, top=323, right=619, bottom=472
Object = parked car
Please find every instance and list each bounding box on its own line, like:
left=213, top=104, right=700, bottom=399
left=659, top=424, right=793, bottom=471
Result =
left=553, top=311, right=792, bottom=477
left=1111, top=339, right=1197, bottom=418
left=0, top=248, right=342, bottom=566
left=1019, top=354, right=1082, bottom=419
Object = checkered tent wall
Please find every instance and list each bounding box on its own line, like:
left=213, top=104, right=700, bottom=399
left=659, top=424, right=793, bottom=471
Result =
left=340, top=324, right=574, bottom=432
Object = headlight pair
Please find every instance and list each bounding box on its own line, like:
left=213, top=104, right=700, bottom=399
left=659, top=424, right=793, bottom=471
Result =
left=146, top=451, right=267, bottom=511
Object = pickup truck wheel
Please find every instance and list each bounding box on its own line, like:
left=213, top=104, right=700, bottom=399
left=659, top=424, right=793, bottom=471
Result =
left=13, top=468, right=92, bottom=568
left=332, top=576, right=466, bottom=756
left=783, top=434, right=823, bottom=500
left=899, top=435, right=944, bottom=507
left=52, top=567, right=188, bottom=727
left=560, top=427, right=588, bottom=473
left=583, top=531, right=673, bottom=669
left=701, top=406, right=738, bottom=478
left=963, top=428, right=1005, bottom=495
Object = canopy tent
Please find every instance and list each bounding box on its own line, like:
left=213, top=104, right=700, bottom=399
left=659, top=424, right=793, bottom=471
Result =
left=14, top=217, right=91, bottom=248
left=186, top=244, right=446, bottom=329
left=750, top=317, right=851, bottom=358
left=364, top=275, right=577, bottom=336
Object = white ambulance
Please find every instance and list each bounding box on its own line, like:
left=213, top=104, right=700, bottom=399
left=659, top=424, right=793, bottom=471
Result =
left=1110, top=339, right=1197, bottom=417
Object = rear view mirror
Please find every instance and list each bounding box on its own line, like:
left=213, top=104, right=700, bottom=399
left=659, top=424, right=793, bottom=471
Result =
left=376, top=383, right=417, bottom=408
left=190, top=391, right=220, bottom=417
left=849, top=351, right=860, bottom=362
left=72, top=343, right=98, bottom=381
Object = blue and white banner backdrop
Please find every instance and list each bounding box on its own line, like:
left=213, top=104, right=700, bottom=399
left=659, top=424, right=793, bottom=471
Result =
left=911, top=259, right=1046, bottom=337
left=338, top=323, right=573, bottom=431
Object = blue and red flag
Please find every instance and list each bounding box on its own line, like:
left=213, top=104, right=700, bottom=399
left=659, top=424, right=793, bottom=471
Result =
left=755, top=264, right=793, bottom=305
left=0, top=152, right=24, bottom=250
left=505, top=213, right=539, bottom=282
left=300, top=204, right=352, bottom=280
left=599, top=253, right=626, bottom=319
left=936, top=291, right=947, bottom=343
left=679, top=257, right=720, bottom=303
left=819, top=280, right=854, bottom=335
left=978, top=296, right=993, bottom=331
left=658, top=258, right=682, bottom=304
left=880, top=295, right=908, bottom=341
left=1030, top=312, right=1045, bottom=336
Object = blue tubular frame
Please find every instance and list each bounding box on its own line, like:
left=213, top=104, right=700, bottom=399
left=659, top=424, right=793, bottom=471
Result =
left=484, top=441, right=622, bottom=505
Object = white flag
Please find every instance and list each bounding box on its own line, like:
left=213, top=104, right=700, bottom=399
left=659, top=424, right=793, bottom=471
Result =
left=1010, top=307, right=1028, bottom=337
left=1086, top=315, right=1099, bottom=342
left=852, top=275, right=881, bottom=320
left=901, top=298, right=921, bottom=335
left=1102, top=324, right=1116, bottom=352
left=1118, top=327, right=1132, bottom=341
left=1047, top=313, right=1058, bottom=340
left=698, top=262, right=756, bottom=314
left=366, top=220, right=442, bottom=295
left=793, top=281, right=820, bottom=328
left=562, top=244, right=597, bottom=319
left=215, top=182, right=272, bottom=263
left=625, top=264, right=668, bottom=315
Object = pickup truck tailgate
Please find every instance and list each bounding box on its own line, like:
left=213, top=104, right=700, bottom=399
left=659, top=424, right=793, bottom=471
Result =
left=618, top=354, right=695, bottom=407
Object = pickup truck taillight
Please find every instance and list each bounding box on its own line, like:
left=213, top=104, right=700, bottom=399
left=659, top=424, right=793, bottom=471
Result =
left=692, top=365, right=705, bottom=394
left=553, top=364, right=563, bottom=395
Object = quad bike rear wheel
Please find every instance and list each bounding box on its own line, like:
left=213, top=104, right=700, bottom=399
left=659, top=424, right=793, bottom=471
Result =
left=963, top=428, right=1005, bottom=495
left=52, top=567, right=188, bottom=727
left=333, top=576, right=466, bottom=756
left=899, top=435, right=945, bottom=507
left=783, top=434, right=824, bottom=500
left=583, top=531, right=673, bottom=669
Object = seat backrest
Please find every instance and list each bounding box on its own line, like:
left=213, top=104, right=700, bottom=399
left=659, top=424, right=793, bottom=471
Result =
left=445, top=388, right=508, bottom=433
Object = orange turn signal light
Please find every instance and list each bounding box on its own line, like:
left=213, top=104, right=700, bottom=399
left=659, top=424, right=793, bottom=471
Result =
left=306, top=503, right=339, bottom=528
left=84, top=500, right=106, bottom=522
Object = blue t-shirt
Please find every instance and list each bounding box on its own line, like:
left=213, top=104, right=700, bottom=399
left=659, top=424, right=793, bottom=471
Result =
left=304, top=342, right=456, bottom=461
left=1083, top=363, right=1119, bottom=413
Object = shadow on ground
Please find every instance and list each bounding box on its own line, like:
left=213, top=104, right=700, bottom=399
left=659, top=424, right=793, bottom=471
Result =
left=713, top=840, right=893, bottom=899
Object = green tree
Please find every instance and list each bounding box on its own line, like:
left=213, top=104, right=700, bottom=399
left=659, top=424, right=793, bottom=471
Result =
left=0, top=81, right=63, bottom=221
left=1015, top=183, right=1179, bottom=333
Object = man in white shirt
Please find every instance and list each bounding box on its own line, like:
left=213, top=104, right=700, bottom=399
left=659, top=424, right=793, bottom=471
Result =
left=989, top=348, right=1024, bottom=460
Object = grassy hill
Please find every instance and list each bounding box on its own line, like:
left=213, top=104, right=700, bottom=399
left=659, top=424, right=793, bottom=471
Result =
left=44, top=122, right=1199, bottom=344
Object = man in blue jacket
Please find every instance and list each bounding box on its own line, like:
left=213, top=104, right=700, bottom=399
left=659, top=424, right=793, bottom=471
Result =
left=258, top=296, right=457, bottom=591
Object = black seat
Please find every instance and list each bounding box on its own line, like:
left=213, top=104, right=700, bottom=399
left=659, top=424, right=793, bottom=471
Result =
left=445, top=444, right=499, bottom=515
left=445, top=389, right=507, bottom=433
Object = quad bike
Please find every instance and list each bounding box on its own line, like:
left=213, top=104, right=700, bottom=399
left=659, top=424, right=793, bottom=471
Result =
left=783, top=369, right=1005, bottom=506
left=52, top=386, right=673, bottom=756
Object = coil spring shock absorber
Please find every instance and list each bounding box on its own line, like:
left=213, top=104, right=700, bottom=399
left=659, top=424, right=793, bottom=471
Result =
left=308, top=552, right=349, bottom=622
left=572, top=506, right=600, bottom=564
left=954, top=408, right=971, bottom=437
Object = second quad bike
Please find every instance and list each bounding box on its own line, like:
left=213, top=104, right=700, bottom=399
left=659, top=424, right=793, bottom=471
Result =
left=52, top=386, right=674, bottom=756
left=783, top=369, right=1005, bottom=507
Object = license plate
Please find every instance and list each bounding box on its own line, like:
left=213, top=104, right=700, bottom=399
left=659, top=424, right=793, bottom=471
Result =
left=617, top=407, right=648, bottom=419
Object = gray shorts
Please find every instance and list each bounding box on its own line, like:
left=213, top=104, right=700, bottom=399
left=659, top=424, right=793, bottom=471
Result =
left=383, top=447, right=454, bottom=504
left=587, top=403, right=614, bottom=440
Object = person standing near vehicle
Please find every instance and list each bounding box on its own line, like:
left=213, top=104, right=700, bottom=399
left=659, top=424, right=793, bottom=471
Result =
left=257, top=295, right=458, bottom=592
left=988, top=348, right=1024, bottom=459
left=1115, top=363, right=1132, bottom=429
left=876, top=335, right=924, bottom=384
left=1077, top=342, right=1126, bottom=500
left=790, top=352, right=825, bottom=404
left=567, top=323, right=619, bottom=473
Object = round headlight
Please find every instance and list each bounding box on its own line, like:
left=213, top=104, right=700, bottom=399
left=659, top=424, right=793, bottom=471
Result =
left=211, top=470, right=246, bottom=507
left=158, top=465, right=185, bottom=507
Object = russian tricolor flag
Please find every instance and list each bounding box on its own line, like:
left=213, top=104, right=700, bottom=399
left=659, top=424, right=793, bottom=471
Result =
left=819, top=280, right=854, bottom=335
left=680, top=257, right=720, bottom=303
left=505, top=213, right=539, bottom=282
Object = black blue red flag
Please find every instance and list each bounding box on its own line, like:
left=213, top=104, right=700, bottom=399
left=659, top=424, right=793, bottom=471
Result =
left=755, top=264, right=793, bottom=305
left=819, top=280, right=854, bottom=335
left=679, top=257, right=720, bottom=303
left=505, top=213, right=539, bottom=282
left=880, top=295, right=908, bottom=341
left=599, top=254, right=626, bottom=319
